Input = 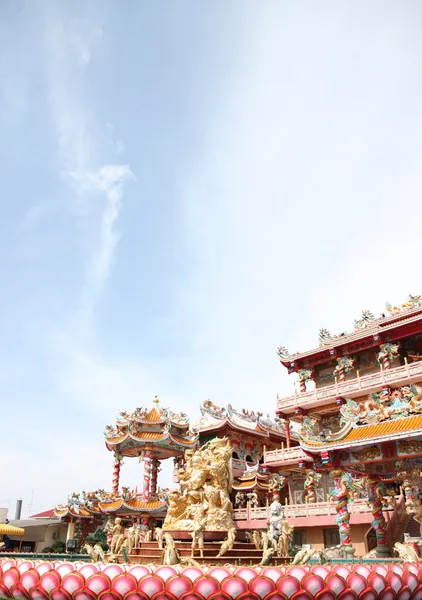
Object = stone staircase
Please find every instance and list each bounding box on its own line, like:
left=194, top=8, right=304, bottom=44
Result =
left=127, top=541, right=290, bottom=566
left=405, top=517, right=421, bottom=538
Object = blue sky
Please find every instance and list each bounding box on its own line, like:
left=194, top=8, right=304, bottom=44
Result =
left=2, top=1, right=422, bottom=517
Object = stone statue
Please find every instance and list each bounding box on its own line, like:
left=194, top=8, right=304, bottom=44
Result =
left=278, top=519, right=294, bottom=556
left=267, top=493, right=284, bottom=543
left=126, top=525, right=135, bottom=554
left=110, top=517, right=124, bottom=554
left=216, top=528, right=236, bottom=557
left=155, top=526, right=164, bottom=549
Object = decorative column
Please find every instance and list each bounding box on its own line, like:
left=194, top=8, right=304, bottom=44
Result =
left=112, top=453, right=122, bottom=495
left=367, top=478, right=389, bottom=557
left=150, top=457, right=160, bottom=499
left=330, top=469, right=355, bottom=556
left=298, top=369, right=313, bottom=393
left=333, top=357, right=355, bottom=383
left=142, top=450, right=153, bottom=503
left=285, top=419, right=291, bottom=448
left=378, top=343, right=399, bottom=371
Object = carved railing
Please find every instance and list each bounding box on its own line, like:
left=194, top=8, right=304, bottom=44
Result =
left=233, top=498, right=399, bottom=522
left=263, top=446, right=313, bottom=466
left=277, top=361, right=422, bottom=411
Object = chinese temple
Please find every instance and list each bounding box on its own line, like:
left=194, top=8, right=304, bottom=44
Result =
left=269, top=294, right=422, bottom=556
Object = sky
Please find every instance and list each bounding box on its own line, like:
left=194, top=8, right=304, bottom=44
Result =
left=1, top=0, right=422, bottom=518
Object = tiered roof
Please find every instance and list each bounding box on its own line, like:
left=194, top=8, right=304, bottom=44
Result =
left=104, top=397, right=198, bottom=459
left=277, top=294, right=422, bottom=371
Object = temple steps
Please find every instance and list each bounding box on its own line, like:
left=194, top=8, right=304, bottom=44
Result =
left=122, top=541, right=289, bottom=565
left=406, top=517, right=421, bottom=538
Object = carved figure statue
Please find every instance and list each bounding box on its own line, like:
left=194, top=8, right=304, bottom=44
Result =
left=267, top=494, right=284, bottom=543
left=252, top=530, right=261, bottom=550
left=155, top=527, right=164, bottom=549
left=234, top=491, right=246, bottom=508
left=161, top=532, right=180, bottom=565
left=278, top=520, right=294, bottom=557
left=261, top=530, right=269, bottom=553
left=394, top=542, right=419, bottom=562
left=143, top=529, right=153, bottom=542
left=126, top=525, right=135, bottom=554
left=190, top=503, right=206, bottom=558
left=84, top=543, right=106, bottom=563
left=247, top=492, right=259, bottom=507
left=292, top=547, right=319, bottom=565
left=259, top=546, right=275, bottom=566
left=110, top=517, right=124, bottom=554
left=216, top=528, right=236, bottom=557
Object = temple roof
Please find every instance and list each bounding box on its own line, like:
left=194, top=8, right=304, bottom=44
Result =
left=193, top=400, right=295, bottom=440
left=277, top=294, right=422, bottom=368
left=104, top=397, right=198, bottom=458
left=54, top=490, right=167, bottom=519
left=299, top=414, right=422, bottom=451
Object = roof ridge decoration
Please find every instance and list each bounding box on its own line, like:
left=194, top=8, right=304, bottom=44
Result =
left=194, top=400, right=292, bottom=438
left=277, top=292, right=422, bottom=362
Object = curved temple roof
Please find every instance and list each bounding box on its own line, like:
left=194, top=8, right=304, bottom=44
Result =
left=104, top=396, right=198, bottom=458
left=193, top=400, right=296, bottom=440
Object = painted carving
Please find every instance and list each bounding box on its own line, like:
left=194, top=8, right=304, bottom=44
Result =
left=398, top=439, right=422, bottom=455
left=354, top=309, right=375, bottom=330
left=333, top=356, right=355, bottom=382
left=340, top=384, right=422, bottom=426
left=330, top=469, right=362, bottom=547
left=351, top=446, right=381, bottom=462
left=298, top=368, right=313, bottom=393
left=366, top=478, right=388, bottom=553
left=318, top=328, right=332, bottom=346
left=303, top=469, right=322, bottom=503
left=386, top=294, right=422, bottom=315
left=378, top=343, right=399, bottom=370
left=276, top=345, right=290, bottom=359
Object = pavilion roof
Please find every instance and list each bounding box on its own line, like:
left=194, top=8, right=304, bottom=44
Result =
left=104, top=396, right=198, bottom=458
left=193, top=400, right=296, bottom=440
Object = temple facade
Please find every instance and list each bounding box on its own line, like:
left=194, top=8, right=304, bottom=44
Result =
left=270, top=294, right=422, bottom=555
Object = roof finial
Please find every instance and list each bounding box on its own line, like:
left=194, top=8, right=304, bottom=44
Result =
left=153, top=396, right=159, bottom=405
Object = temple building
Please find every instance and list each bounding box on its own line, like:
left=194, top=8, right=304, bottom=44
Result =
left=269, top=294, right=422, bottom=555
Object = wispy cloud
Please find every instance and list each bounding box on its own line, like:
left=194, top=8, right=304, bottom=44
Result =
left=44, top=7, right=134, bottom=324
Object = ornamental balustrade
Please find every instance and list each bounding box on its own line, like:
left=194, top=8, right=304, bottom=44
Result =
left=232, top=497, right=400, bottom=522
left=263, top=446, right=313, bottom=466
left=277, top=360, right=422, bottom=411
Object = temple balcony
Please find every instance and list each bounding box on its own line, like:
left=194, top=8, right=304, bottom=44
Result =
left=277, top=359, right=422, bottom=415
left=233, top=495, right=404, bottom=530
left=263, top=446, right=313, bottom=466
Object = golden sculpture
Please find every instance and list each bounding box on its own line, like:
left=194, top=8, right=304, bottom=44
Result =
left=110, top=517, right=124, bottom=554
left=163, top=437, right=235, bottom=531
left=278, top=520, right=294, bottom=557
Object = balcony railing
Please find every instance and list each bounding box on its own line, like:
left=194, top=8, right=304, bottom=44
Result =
left=263, top=446, right=313, bottom=466
left=277, top=360, right=422, bottom=412
left=233, top=498, right=399, bottom=522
